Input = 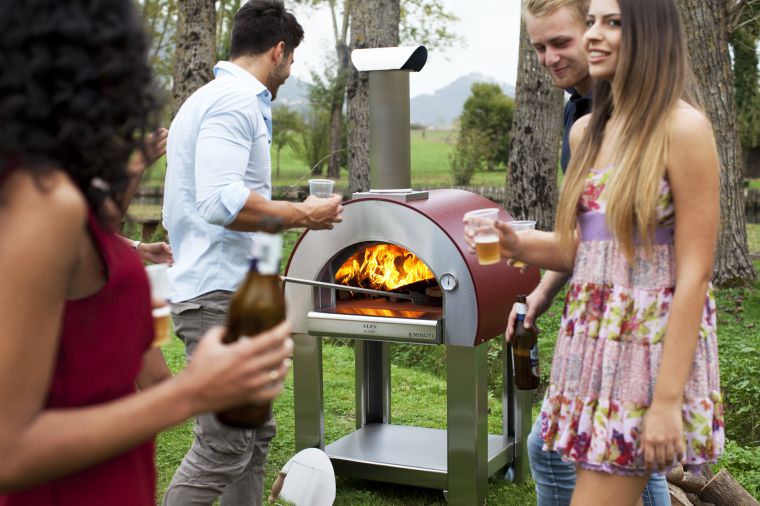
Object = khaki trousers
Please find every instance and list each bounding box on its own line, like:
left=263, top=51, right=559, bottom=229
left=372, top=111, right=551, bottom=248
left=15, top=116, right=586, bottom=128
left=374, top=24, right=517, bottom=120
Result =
left=162, top=290, right=276, bottom=506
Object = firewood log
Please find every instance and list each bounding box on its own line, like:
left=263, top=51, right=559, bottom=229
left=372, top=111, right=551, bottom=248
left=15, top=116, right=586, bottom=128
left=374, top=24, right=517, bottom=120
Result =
left=668, top=463, right=686, bottom=483
left=687, top=491, right=715, bottom=506
left=670, top=483, right=695, bottom=506
left=674, top=472, right=708, bottom=494
left=699, top=469, right=760, bottom=506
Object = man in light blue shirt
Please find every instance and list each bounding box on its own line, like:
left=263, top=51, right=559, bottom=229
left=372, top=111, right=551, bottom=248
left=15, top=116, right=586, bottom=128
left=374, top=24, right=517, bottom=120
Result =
left=162, top=2, right=342, bottom=505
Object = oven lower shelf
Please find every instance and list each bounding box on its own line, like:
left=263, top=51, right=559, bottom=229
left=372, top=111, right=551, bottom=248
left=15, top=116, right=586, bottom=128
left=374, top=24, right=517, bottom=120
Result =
left=325, top=424, right=515, bottom=490
left=307, top=309, right=443, bottom=344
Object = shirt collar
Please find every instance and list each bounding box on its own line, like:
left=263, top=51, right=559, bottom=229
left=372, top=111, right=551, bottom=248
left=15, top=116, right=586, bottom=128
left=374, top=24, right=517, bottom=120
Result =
left=566, top=87, right=592, bottom=102
left=214, top=61, right=272, bottom=102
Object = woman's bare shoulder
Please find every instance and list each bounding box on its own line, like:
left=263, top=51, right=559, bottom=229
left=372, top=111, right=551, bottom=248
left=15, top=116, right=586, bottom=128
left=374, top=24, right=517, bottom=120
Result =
left=1, top=168, right=88, bottom=241
left=569, top=114, right=592, bottom=152
left=669, top=102, right=713, bottom=143
left=666, top=102, right=718, bottom=180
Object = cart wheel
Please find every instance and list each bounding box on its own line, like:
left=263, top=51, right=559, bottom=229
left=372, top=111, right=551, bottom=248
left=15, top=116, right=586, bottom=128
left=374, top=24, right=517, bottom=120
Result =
left=503, top=466, right=515, bottom=483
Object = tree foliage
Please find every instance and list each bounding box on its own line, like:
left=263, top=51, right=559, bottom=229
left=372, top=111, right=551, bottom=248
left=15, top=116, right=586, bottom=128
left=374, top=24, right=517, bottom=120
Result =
left=399, top=0, right=459, bottom=50
left=450, top=83, right=514, bottom=185
left=271, top=106, right=303, bottom=177
left=731, top=0, right=760, bottom=154
left=215, top=0, right=243, bottom=61
left=138, top=0, right=178, bottom=92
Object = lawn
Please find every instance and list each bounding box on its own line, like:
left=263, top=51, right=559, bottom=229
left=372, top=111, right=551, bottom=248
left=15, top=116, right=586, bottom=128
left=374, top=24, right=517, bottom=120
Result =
left=130, top=133, right=760, bottom=503
left=144, top=225, right=760, bottom=505
left=140, top=128, right=508, bottom=190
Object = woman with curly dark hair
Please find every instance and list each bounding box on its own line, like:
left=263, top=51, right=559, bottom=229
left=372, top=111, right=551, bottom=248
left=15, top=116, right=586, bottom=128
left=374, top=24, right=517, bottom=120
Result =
left=0, top=1, right=293, bottom=504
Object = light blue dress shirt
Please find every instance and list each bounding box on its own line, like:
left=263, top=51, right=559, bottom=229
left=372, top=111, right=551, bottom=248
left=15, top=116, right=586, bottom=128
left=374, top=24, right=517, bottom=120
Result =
left=163, top=61, right=273, bottom=303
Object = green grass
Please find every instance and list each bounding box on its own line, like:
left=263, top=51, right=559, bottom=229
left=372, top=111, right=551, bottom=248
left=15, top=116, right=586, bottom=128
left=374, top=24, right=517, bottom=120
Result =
left=133, top=139, right=760, bottom=503
left=148, top=229, right=760, bottom=503
left=139, top=128, right=506, bottom=191
left=155, top=338, right=537, bottom=505
left=748, top=223, right=760, bottom=253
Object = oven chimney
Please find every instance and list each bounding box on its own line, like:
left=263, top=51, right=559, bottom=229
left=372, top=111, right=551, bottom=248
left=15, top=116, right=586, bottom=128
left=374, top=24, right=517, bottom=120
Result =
left=351, top=46, right=428, bottom=190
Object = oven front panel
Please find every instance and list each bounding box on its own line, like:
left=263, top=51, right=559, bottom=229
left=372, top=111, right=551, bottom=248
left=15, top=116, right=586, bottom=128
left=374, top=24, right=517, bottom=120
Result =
left=285, top=198, right=478, bottom=345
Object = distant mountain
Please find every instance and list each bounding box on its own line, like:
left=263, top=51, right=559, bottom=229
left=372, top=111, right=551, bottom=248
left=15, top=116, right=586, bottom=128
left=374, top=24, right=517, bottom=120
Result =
left=411, top=73, right=516, bottom=128
left=276, top=73, right=516, bottom=128
left=274, top=76, right=310, bottom=111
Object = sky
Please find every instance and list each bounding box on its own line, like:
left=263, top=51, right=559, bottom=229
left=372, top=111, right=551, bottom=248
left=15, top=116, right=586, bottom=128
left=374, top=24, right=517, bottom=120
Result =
left=288, top=0, right=523, bottom=98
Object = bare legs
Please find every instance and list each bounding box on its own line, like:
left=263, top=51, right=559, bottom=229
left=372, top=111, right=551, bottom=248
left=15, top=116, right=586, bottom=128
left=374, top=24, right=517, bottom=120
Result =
left=571, top=468, right=649, bottom=506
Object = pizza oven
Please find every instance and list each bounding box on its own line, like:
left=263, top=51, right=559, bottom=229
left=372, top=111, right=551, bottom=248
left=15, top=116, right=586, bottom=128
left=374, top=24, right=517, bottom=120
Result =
left=284, top=46, right=540, bottom=505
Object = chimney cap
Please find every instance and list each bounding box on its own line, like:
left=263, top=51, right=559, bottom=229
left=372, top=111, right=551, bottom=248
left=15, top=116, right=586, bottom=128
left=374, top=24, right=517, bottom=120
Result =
left=351, top=46, right=427, bottom=72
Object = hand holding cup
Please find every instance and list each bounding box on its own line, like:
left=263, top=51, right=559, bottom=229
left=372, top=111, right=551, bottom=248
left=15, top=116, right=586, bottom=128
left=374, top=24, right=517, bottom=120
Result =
left=463, top=208, right=501, bottom=265
left=308, top=179, right=335, bottom=198
left=504, top=220, right=536, bottom=268
left=145, top=263, right=172, bottom=347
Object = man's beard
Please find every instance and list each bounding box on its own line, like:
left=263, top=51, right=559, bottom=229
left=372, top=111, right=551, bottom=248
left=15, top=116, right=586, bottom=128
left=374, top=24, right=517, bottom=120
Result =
left=267, top=63, right=289, bottom=101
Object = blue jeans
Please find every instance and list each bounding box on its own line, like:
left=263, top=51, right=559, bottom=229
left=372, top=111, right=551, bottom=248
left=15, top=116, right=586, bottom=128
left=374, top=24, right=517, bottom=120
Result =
left=527, top=418, right=670, bottom=506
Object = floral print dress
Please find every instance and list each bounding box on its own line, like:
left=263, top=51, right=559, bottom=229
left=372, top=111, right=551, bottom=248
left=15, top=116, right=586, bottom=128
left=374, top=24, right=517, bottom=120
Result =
left=538, top=166, right=724, bottom=476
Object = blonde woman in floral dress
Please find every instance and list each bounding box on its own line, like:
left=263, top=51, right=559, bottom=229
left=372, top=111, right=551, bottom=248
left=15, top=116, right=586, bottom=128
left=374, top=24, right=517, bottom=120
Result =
left=465, top=0, right=724, bottom=503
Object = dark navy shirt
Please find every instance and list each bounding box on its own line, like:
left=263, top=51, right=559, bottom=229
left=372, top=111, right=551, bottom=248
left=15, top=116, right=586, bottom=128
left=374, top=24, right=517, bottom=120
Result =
left=561, top=89, right=592, bottom=173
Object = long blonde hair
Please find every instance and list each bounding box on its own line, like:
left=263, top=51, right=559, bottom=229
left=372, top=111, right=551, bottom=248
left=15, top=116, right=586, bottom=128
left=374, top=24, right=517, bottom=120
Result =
left=555, top=0, right=692, bottom=261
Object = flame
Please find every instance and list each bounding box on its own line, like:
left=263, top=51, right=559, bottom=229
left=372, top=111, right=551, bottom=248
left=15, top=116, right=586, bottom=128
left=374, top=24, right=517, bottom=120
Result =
left=335, top=244, right=434, bottom=291
left=335, top=307, right=427, bottom=319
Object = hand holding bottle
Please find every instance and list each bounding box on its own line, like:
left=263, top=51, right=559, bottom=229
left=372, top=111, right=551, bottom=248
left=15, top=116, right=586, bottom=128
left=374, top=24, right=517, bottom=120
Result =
left=512, top=295, right=539, bottom=390
left=180, top=322, right=293, bottom=415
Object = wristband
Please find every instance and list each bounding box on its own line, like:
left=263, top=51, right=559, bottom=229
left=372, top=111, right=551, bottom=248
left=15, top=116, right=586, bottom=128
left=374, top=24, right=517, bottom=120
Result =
left=132, top=240, right=141, bottom=252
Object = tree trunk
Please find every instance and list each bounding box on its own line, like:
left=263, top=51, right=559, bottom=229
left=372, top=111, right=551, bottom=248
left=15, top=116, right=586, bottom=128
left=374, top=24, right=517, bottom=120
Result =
left=677, top=0, right=756, bottom=285
left=346, top=0, right=400, bottom=194
left=327, top=43, right=350, bottom=179
left=505, top=19, right=564, bottom=231
left=172, top=0, right=216, bottom=117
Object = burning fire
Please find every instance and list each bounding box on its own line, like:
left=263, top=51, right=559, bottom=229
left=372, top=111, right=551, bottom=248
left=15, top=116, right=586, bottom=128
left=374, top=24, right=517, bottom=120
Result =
left=335, top=244, right=434, bottom=291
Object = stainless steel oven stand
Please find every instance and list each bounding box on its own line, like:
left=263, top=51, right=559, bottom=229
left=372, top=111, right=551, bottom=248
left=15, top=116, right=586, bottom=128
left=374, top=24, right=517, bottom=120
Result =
left=292, top=333, right=533, bottom=505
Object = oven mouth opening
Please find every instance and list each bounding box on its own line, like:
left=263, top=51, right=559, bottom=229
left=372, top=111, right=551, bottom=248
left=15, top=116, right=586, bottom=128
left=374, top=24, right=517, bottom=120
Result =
left=324, top=242, right=443, bottom=319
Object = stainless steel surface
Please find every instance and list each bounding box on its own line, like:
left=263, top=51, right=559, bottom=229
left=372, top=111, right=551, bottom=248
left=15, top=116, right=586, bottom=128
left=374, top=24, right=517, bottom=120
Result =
left=447, top=344, right=488, bottom=505
left=285, top=199, right=478, bottom=346
left=370, top=70, right=412, bottom=190
left=293, top=333, right=325, bottom=451
left=282, top=275, right=418, bottom=302
left=355, top=341, right=391, bottom=427
left=513, top=388, right=534, bottom=483
left=307, top=311, right=441, bottom=344
left=325, top=424, right=514, bottom=491
left=351, top=189, right=429, bottom=201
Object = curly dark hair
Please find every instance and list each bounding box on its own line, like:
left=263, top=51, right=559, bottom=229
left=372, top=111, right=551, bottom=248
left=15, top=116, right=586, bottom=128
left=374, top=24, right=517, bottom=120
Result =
left=0, top=0, right=162, bottom=223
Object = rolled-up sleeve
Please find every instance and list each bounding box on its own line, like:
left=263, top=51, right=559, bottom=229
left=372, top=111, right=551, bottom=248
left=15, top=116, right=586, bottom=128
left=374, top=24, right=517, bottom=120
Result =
left=195, top=101, right=256, bottom=226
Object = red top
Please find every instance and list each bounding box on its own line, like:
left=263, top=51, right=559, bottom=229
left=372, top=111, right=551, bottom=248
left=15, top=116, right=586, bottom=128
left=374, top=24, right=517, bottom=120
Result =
left=0, top=212, right=156, bottom=505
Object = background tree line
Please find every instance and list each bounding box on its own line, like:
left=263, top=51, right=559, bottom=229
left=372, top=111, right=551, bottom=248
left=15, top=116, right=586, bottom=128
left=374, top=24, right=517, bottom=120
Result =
left=138, top=0, right=759, bottom=284
left=138, top=0, right=459, bottom=179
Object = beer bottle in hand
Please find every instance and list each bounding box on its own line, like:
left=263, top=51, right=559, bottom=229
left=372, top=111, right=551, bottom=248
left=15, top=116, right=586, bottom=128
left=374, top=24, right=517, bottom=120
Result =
left=216, top=231, right=285, bottom=429
left=513, top=294, right=539, bottom=390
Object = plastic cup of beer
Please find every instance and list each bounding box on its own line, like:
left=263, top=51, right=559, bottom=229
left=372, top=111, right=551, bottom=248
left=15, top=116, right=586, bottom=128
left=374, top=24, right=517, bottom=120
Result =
left=145, top=263, right=172, bottom=347
left=464, top=208, right=501, bottom=266
left=506, top=220, right=536, bottom=269
left=308, top=179, right=334, bottom=198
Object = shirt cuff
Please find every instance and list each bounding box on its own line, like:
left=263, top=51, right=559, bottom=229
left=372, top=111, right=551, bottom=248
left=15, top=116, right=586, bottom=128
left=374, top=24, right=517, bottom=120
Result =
left=218, top=182, right=250, bottom=226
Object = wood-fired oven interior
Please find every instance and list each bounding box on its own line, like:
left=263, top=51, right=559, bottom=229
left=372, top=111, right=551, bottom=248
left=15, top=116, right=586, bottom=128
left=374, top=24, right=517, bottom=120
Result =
left=312, top=241, right=443, bottom=320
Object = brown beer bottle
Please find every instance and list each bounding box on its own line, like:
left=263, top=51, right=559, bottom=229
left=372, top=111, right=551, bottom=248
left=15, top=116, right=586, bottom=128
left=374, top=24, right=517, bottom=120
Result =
left=513, top=294, right=539, bottom=390
left=216, top=231, right=285, bottom=429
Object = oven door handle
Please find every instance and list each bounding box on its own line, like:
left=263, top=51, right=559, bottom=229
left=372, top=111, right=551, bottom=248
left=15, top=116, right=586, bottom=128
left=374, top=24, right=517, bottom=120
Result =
left=280, top=276, right=427, bottom=304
